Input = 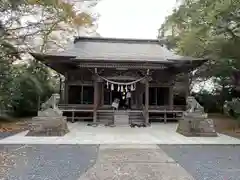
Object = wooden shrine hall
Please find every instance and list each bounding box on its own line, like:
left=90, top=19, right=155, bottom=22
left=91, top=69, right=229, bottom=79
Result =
left=31, top=37, right=207, bottom=125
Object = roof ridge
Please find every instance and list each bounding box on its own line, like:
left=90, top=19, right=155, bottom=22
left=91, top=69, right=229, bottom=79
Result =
left=73, top=36, right=161, bottom=44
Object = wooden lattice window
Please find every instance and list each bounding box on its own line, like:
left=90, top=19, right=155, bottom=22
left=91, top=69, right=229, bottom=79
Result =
left=143, top=87, right=170, bottom=105
left=68, top=85, right=94, bottom=104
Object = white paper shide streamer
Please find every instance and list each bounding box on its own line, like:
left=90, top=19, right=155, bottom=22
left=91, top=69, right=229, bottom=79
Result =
left=100, top=74, right=145, bottom=93
left=95, top=68, right=149, bottom=94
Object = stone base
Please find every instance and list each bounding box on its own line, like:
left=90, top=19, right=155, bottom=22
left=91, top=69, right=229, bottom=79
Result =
left=176, top=117, right=218, bottom=137
left=26, top=116, right=69, bottom=136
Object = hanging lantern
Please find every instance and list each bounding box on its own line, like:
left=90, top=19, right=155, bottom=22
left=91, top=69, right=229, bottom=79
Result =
left=111, top=83, right=114, bottom=91
left=130, top=84, right=134, bottom=91
left=117, top=85, right=120, bottom=92
left=120, top=85, right=124, bottom=92
left=106, top=81, right=109, bottom=89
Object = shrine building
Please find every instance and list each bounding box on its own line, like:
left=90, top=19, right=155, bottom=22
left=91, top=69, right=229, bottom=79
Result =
left=31, top=37, right=207, bottom=125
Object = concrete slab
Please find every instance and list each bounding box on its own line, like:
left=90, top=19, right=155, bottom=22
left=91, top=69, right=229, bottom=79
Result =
left=79, top=162, right=194, bottom=180
left=100, top=144, right=159, bottom=149
left=1, top=122, right=240, bottom=144
left=98, top=148, right=175, bottom=163
left=78, top=145, right=194, bottom=180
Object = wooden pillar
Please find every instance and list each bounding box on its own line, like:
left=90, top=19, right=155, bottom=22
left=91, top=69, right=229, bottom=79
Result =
left=185, top=73, right=190, bottom=98
left=64, top=73, right=68, bottom=104
left=93, top=78, right=99, bottom=123
left=184, top=73, right=190, bottom=110
left=145, top=79, right=149, bottom=124
left=139, top=84, right=143, bottom=108
left=99, top=82, right=103, bottom=107
left=135, top=83, right=140, bottom=109
left=169, top=86, right=174, bottom=110
left=59, top=75, right=63, bottom=103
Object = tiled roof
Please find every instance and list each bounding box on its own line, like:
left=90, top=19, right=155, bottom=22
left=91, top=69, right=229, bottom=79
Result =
left=53, top=37, right=206, bottom=62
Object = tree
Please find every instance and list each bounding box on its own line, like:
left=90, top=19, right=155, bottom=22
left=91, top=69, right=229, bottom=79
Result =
left=0, top=0, right=98, bottom=117
left=158, top=0, right=240, bottom=111
left=1, top=0, right=95, bottom=52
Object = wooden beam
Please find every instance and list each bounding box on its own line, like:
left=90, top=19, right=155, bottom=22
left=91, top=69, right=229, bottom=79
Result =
left=77, top=62, right=167, bottom=69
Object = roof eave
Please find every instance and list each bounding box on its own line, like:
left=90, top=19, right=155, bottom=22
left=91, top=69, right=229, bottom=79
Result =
left=30, top=52, right=76, bottom=60
left=73, top=57, right=176, bottom=64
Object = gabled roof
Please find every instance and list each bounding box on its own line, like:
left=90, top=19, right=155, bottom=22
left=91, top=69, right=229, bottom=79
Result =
left=30, top=36, right=207, bottom=74
left=34, top=36, right=206, bottom=63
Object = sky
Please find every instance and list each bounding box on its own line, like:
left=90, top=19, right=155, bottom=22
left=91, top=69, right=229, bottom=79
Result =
left=95, top=0, right=177, bottom=39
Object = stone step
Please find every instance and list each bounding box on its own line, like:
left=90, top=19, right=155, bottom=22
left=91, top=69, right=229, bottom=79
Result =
left=97, top=114, right=113, bottom=116
left=97, top=111, right=145, bottom=125
left=129, top=115, right=144, bottom=119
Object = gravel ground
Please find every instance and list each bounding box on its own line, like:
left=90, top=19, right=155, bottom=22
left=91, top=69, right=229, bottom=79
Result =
left=160, top=145, right=240, bottom=180
left=0, top=144, right=99, bottom=180
left=0, top=131, right=23, bottom=140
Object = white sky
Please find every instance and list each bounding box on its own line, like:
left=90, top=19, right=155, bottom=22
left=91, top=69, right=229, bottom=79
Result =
left=95, top=0, right=177, bottom=39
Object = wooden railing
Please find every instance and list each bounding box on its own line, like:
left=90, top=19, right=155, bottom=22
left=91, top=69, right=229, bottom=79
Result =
left=58, top=104, right=93, bottom=110
left=149, top=105, right=186, bottom=111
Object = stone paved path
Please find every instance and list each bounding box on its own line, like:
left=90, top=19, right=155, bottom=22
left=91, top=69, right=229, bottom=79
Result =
left=78, top=144, right=194, bottom=180
left=2, top=144, right=240, bottom=180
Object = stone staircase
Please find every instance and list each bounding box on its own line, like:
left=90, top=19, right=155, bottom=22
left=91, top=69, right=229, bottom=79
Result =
left=97, top=111, right=114, bottom=124
left=129, top=111, right=145, bottom=124
left=97, top=110, right=144, bottom=125
left=114, top=111, right=129, bottom=126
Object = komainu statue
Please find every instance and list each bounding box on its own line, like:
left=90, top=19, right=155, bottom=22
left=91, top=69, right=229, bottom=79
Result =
left=224, top=98, right=240, bottom=118
left=184, top=96, right=207, bottom=118
left=27, top=93, right=69, bottom=137
left=177, top=96, right=217, bottom=137
left=38, top=93, right=63, bottom=117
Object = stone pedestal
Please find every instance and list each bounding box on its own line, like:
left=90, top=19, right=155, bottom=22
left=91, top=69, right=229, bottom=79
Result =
left=26, top=116, right=69, bottom=136
left=27, top=93, right=69, bottom=136
left=177, top=113, right=217, bottom=137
